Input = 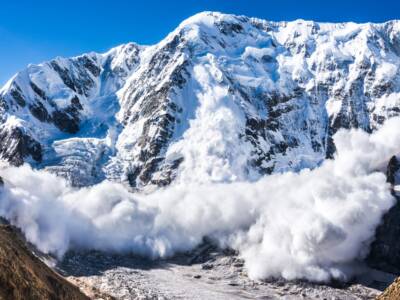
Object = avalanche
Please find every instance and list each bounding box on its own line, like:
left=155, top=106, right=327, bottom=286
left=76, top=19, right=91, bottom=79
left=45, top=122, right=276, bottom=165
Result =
left=1, top=117, right=399, bottom=282
left=1, top=11, right=400, bottom=283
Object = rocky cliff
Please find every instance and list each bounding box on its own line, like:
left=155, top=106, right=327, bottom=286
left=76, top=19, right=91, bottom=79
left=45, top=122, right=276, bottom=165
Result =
left=0, top=223, right=88, bottom=300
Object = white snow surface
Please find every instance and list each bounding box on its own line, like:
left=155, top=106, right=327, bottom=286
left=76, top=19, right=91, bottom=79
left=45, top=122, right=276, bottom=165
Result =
left=1, top=12, right=400, bottom=187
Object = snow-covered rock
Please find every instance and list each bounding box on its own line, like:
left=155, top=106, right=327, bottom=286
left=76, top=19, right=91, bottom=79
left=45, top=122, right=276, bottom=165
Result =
left=1, top=12, right=400, bottom=188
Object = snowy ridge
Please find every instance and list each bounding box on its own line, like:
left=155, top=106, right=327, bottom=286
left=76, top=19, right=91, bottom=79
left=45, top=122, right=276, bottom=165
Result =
left=0, top=42, right=144, bottom=184
left=1, top=12, right=400, bottom=188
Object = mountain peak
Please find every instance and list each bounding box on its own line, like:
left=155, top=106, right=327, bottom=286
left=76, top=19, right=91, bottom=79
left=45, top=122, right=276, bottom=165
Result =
left=179, top=11, right=238, bottom=27
left=1, top=12, right=400, bottom=187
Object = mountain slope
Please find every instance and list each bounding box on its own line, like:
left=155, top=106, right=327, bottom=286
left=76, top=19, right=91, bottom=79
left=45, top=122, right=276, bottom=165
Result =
left=1, top=12, right=400, bottom=188
left=377, top=277, right=400, bottom=299
left=0, top=223, right=88, bottom=300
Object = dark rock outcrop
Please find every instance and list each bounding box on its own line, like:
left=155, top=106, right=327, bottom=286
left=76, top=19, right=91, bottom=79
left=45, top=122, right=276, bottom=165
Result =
left=0, top=126, right=42, bottom=166
left=367, top=156, right=400, bottom=273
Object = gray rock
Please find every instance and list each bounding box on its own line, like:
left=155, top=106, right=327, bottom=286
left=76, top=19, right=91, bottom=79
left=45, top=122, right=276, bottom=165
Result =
left=367, top=156, right=400, bottom=274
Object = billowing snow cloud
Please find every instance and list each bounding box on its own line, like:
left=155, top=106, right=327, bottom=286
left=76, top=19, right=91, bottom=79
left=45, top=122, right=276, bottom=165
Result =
left=1, top=118, right=400, bottom=282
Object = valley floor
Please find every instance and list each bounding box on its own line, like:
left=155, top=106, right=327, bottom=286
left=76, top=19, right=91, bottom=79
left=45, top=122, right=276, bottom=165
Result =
left=58, top=244, right=392, bottom=300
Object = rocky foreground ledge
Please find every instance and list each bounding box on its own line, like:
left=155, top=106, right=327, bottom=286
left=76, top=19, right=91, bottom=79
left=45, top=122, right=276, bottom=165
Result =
left=378, top=277, right=400, bottom=299
left=0, top=224, right=88, bottom=300
left=0, top=177, right=87, bottom=299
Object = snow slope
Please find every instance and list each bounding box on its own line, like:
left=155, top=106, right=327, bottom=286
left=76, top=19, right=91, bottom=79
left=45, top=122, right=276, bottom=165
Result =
left=1, top=12, right=400, bottom=188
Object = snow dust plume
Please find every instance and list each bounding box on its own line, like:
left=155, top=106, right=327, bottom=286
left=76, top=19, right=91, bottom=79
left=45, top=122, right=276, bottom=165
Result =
left=1, top=118, right=400, bottom=282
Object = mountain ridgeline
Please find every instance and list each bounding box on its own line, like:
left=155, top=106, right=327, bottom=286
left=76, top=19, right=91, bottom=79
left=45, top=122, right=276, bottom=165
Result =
left=1, top=12, right=400, bottom=188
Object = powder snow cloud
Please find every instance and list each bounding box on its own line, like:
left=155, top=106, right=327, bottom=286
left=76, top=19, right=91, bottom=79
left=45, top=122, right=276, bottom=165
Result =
left=1, top=117, right=400, bottom=282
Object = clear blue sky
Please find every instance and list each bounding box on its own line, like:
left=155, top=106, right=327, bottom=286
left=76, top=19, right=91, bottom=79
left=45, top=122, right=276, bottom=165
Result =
left=1, top=0, right=399, bottom=86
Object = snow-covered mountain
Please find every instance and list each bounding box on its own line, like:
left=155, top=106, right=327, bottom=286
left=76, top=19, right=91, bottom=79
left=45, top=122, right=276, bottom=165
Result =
left=1, top=11, right=400, bottom=188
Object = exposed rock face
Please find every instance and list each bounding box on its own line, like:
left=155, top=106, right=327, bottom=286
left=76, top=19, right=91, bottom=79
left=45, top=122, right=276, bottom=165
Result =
left=377, top=277, right=400, bottom=299
left=367, top=156, right=400, bottom=273
left=0, top=224, right=88, bottom=300
left=0, top=125, right=42, bottom=166
left=1, top=12, right=400, bottom=188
